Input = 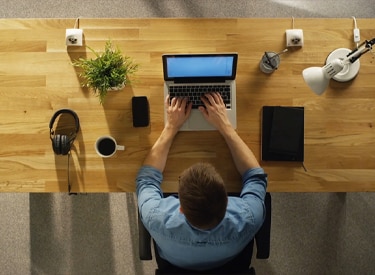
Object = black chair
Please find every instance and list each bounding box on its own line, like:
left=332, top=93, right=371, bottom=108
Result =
left=138, top=192, right=272, bottom=275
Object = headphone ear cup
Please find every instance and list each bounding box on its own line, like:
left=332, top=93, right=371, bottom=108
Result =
left=49, top=109, right=79, bottom=155
left=53, top=135, right=62, bottom=155
left=60, top=135, right=70, bottom=155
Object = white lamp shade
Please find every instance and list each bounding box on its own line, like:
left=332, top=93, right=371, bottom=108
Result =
left=302, top=67, right=330, bottom=96
left=302, top=49, right=360, bottom=96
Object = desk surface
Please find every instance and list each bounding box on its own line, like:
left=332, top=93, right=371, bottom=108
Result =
left=0, top=18, right=374, bottom=192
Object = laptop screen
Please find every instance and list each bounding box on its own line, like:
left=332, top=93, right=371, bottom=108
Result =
left=163, top=53, right=238, bottom=82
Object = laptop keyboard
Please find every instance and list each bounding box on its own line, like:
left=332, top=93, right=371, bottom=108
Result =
left=168, top=84, right=231, bottom=109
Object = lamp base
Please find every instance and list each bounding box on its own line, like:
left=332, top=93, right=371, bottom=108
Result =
left=326, top=48, right=360, bottom=82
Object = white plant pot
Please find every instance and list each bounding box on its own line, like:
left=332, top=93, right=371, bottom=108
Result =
left=108, top=82, right=125, bottom=91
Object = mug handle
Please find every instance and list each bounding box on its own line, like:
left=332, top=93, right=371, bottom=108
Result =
left=116, top=145, right=125, bottom=151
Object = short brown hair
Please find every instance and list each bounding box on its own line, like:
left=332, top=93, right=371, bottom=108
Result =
left=179, top=163, right=228, bottom=229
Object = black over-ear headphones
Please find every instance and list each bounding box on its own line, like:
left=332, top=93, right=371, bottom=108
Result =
left=49, top=109, right=80, bottom=155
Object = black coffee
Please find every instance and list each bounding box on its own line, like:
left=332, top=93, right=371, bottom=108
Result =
left=98, top=138, right=116, bottom=156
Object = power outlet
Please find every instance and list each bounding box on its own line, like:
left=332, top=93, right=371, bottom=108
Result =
left=286, top=29, right=304, bottom=47
left=66, top=28, right=83, bottom=46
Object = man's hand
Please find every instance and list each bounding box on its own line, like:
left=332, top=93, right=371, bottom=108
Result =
left=198, top=92, right=231, bottom=133
left=165, top=95, right=193, bottom=133
left=142, top=96, right=192, bottom=172
left=199, top=92, right=260, bottom=174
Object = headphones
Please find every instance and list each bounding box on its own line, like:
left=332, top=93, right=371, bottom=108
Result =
left=49, top=109, right=80, bottom=155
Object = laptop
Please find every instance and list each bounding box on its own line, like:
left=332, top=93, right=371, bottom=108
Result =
left=162, top=53, right=238, bottom=131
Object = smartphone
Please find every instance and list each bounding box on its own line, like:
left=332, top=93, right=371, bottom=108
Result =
left=132, top=96, right=150, bottom=127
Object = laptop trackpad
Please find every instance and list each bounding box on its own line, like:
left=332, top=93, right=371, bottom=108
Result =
left=180, top=110, right=216, bottom=131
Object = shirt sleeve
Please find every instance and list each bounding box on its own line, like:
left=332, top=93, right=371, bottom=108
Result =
left=240, top=167, right=268, bottom=225
left=136, top=165, right=164, bottom=220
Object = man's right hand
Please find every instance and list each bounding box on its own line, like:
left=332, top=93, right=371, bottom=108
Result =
left=143, top=96, right=192, bottom=172
left=165, top=95, right=192, bottom=133
left=199, top=92, right=232, bottom=133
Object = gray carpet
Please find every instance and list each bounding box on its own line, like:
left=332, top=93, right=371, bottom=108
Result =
left=1, top=1, right=375, bottom=275
left=0, top=0, right=374, bottom=18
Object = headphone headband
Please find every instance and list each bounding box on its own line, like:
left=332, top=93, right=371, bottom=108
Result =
left=49, top=109, right=80, bottom=140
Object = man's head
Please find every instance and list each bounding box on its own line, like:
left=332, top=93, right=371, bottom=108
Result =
left=178, top=162, right=228, bottom=230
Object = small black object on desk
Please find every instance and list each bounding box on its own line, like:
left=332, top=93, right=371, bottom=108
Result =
left=132, top=96, right=150, bottom=127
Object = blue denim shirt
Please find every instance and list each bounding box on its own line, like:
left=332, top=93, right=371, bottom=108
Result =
left=136, top=165, right=267, bottom=271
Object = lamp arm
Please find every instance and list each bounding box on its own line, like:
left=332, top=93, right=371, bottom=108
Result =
left=346, top=38, right=375, bottom=63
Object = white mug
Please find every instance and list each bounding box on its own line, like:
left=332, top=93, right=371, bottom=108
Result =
left=95, top=136, right=125, bottom=158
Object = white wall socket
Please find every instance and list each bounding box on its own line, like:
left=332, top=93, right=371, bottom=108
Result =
left=286, top=29, right=304, bottom=47
left=66, top=28, right=83, bottom=46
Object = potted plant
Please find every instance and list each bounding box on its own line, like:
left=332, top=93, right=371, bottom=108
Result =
left=73, top=40, right=138, bottom=104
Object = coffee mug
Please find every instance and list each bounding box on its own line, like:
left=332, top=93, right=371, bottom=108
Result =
left=95, top=136, right=125, bottom=158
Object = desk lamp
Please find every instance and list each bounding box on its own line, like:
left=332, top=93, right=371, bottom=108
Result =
left=302, top=38, right=375, bottom=95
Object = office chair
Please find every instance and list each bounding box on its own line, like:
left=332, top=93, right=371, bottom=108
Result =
left=138, top=192, right=271, bottom=275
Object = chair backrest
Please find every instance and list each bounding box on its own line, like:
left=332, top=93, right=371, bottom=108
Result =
left=138, top=209, right=152, bottom=260
left=155, top=268, right=256, bottom=275
left=138, top=192, right=272, bottom=273
left=255, top=192, right=271, bottom=259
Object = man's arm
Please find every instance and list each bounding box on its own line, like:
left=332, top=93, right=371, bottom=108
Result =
left=143, top=96, right=192, bottom=172
left=199, top=93, right=267, bottom=227
left=199, top=92, right=260, bottom=175
left=218, top=125, right=260, bottom=175
left=142, top=127, right=178, bottom=172
left=137, top=96, right=192, bottom=220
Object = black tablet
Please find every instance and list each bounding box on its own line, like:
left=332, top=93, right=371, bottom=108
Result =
left=261, top=106, right=304, bottom=161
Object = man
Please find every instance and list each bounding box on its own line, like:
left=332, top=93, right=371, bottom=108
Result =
left=136, top=92, right=267, bottom=272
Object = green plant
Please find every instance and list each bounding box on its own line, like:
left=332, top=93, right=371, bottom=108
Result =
left=73, top=40, right=138, bottom=104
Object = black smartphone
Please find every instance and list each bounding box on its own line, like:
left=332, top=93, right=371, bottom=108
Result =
left=132, top=96, right=150, bottom=127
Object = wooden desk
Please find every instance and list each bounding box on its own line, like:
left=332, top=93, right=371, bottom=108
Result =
left=0, top=18, right=374, bottom=192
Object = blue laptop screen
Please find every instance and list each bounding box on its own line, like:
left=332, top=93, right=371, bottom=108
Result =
left=163, top=53, right=238, bottom=81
